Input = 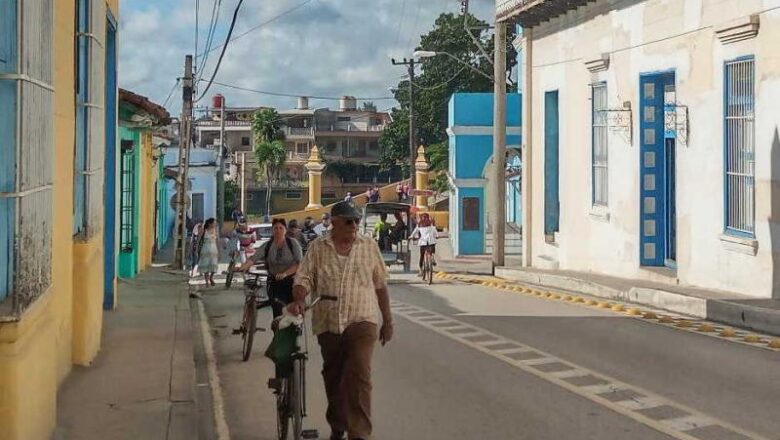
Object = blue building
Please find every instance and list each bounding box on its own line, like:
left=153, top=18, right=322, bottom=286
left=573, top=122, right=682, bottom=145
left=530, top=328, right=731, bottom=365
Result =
left=447, top=93, right=522, bottom=256
left=163, top=147, right=219, bottom=237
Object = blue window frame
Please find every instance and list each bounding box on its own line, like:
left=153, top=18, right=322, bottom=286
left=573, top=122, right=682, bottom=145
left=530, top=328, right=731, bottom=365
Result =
left=723, top=57, right=755, bottom=237
left=591, top=83, right=608, bottom=206
left=0, top=0, right=18, bottom=301
left=74, top=0, right=90, bottom=235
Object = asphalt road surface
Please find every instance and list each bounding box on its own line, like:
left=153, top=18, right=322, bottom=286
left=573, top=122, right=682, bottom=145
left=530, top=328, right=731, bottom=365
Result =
left=201, top=274, right=780, bottom=440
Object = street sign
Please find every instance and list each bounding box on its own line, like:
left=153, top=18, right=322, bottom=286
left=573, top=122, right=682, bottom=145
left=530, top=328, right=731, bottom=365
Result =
left=410, top=189, right=436, bottom=197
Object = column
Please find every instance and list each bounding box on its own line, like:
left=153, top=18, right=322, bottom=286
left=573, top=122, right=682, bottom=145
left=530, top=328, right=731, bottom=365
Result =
left=305, top=145, right=326, bottom=210
left=414, top=145, right=430, bottom=210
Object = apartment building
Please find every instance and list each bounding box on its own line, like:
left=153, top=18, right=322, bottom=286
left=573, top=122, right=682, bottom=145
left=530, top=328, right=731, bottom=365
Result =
left=195, top=95, right=400, bottom=214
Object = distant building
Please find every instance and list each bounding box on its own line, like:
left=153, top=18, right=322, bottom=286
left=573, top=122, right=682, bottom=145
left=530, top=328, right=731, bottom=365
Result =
left=498, top=0, right=780, bottom=299
left=195, top=95, right=402, bottom=215
left=447, top=93, right=522, bottom=256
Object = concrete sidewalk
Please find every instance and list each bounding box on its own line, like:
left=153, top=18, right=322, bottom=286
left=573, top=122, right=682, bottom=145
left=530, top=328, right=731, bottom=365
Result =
left=494, top=266, right=780, bottom=337
left=54, top=268, right=199, bottom=440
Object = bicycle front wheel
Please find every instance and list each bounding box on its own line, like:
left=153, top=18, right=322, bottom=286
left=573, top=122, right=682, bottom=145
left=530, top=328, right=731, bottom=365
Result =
left=241, top=296, right=257, bottom=361
left=290, top=358, right=304, bottom=440
left=276, top=377, right=290, bottom=440
left=225, top=260, right=235, bottom=289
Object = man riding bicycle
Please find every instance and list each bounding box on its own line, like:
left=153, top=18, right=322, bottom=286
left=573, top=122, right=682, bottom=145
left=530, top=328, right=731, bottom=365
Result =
left=231, top=218, right=257, bottom=263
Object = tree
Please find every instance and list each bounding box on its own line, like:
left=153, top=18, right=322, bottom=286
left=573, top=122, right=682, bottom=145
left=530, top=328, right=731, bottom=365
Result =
left=379, top=12, right=517, bottom=177
left=361, top=101, right=377, bottom=112
left=252, top=108, right=287, bottom=217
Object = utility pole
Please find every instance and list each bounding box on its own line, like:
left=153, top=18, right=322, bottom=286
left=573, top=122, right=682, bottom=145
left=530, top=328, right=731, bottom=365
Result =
left=492, top=21, right=507, bottom=272
left=240, top=152, right=246, bottom=214
left=173, top=55, right=194, bottom=270
left=217, top=103, right=226, bottom=233
left=391, top=57, right=417, bottom=193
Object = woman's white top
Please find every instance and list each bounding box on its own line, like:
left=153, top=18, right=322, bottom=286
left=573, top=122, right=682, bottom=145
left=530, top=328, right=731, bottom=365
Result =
left=412, top=225, right=438, bottom=246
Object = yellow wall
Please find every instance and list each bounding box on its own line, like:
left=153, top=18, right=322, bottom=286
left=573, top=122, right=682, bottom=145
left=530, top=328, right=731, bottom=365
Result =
left=138, top=132, right=156, bottom=271
left=0, top=1, right=120, bottom=439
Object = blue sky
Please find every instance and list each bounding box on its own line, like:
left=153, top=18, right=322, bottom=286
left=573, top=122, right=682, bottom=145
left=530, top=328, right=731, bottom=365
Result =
left=119, top=0, right=495, bottom=114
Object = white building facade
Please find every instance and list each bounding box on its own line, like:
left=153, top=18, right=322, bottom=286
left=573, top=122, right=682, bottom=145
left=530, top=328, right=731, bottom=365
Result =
left=500, top=0, right=780, bottom=299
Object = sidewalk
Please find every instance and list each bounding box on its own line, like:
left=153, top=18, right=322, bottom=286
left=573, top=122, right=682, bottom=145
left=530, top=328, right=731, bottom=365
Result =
left=432, top=238, right=780, bottom=336
left=494, top=266, right=780, bottom=337
left=54, top=267, right=199, bottom=440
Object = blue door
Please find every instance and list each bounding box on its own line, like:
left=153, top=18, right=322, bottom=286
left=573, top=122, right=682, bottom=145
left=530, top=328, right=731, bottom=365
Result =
left=639, top=73, right=675, bottom=267
left=103, top=16, right=118, bottom=309
left=544, top=90, right=560, bottom=237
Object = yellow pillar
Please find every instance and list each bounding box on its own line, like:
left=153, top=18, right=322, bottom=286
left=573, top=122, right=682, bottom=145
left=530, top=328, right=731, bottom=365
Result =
left=414, top=145, right=430, bottom=210
left=305, top=145, right=326, bottom=210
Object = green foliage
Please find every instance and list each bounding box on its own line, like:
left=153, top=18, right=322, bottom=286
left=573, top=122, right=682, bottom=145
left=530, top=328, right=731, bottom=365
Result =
left=223, top=180, right=238, bottom=220
left=252, top=108, right=287, bottom=216
left=361, top=101, right=377, bottom=112
left=380, top=12, right=517, bottom=173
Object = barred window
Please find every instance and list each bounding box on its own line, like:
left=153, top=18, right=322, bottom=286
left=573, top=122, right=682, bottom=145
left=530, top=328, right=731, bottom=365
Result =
left=120, top=141, right=136, bottom=251
left=73, top=0, right=105, bottom=237
left=724, top=58, right=755, bottom=236
left=0, top=0, right=54, bottom=314
left=591, top=83, right=609, bottom=207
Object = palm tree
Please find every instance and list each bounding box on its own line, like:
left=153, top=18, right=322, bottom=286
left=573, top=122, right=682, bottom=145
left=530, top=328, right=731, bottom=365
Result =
left=252, top=108, right=287, bottom=218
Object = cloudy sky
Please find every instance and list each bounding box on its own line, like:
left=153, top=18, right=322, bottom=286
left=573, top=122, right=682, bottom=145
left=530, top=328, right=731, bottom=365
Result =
left=119, top=0, right=495, bottom=115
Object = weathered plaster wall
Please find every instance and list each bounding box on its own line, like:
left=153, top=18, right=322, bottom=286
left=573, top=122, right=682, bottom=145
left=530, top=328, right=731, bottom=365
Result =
left=527, top=0, right=780, bottom=297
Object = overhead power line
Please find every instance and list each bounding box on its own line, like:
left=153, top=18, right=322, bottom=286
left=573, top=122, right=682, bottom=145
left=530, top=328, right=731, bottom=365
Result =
left=197, top=0, right=223, bottom=80
left=202, top=0, right=316, bottom=57
left=202, top=79, right=397, bottom=101
left=162, top=78, right=181, bottom=108
left=197, top=0, right=245, bottom=102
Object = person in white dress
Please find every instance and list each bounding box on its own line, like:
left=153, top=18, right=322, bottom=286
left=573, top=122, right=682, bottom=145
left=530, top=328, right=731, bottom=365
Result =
left=410, top=213, right=438, bottom=276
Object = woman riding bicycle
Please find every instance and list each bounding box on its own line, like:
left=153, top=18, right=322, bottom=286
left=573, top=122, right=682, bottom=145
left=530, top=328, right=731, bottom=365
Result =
left=410, top=213, right=438, bottom=277
left=241, top=218, right=303, bottom=318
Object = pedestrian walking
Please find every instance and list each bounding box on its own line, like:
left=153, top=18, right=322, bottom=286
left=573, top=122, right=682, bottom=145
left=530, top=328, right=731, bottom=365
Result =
left=287, top=219, right=308, bottom=254
left=290, top=201, right=393, bottom=440
left=402, top=183, right=410, bottom=201
left=189, top=221, right=203, bottom=277
left=344, top=192, right=353, bottom=203
left=395, top=183, right=403, bottom=201
left=369, top=186, right=380, bottom=203
left=197, top=218, right=220, bottom=287
left=242, top=218, right=302, bottom=318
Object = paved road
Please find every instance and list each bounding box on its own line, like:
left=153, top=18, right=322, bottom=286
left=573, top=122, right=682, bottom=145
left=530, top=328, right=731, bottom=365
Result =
left=201, top=275, right=780, bottom=440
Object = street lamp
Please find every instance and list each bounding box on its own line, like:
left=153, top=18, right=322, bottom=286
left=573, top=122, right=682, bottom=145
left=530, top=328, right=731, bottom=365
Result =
left=413, top=50, right=495, bottom=83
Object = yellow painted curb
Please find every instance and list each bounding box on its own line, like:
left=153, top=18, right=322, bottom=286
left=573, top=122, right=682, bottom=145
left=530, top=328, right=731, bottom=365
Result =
left=675, top=320, right=693, bottom=328
left=549, top=293, right=561, bottom=300
left=625, top=308, right=642, bottom=316
left=642, top=311, right=657, bottom=319
left=658, top=316, right=674, bottom=323
left=598, top=302, right=613, bottom=309
left=586, top=299, right=599, bottom=306
left=562, top=295, right=573, bottom=301
left=696, top=323, right=716, bottom=333
left=768, top=339, right=780, bottom=349
left=573, top=297, right=585, bottom=303
left=719, top=328, right=736, bottom=337
left=611, top=304, right=625, bottom=312
left=744, top=334, right=763, bottom=343
left=534, top=291, right=544, bottom=296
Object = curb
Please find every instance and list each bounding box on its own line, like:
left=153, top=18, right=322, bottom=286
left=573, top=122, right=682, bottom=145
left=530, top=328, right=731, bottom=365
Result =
left=434, top=271, right=780, bottom=352
left=191, top=292, right=231, bottom=440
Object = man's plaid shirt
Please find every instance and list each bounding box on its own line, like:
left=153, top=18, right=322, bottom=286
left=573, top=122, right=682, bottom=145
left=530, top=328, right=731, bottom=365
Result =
left=294, top=233, right=389, bottom=335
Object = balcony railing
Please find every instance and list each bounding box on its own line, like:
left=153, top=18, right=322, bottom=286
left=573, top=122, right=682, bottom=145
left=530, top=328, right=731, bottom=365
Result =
left=315, top=123, right=386, bottom=133
left=284, top=127, right=315, bottom=137
left=286, top=151, right=310, bottom=161
left=196, top=120, right=251, bottom=128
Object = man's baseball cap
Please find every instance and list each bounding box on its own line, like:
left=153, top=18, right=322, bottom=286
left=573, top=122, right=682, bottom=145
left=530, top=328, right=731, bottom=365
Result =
left=331, top=201, right=362, bottom=219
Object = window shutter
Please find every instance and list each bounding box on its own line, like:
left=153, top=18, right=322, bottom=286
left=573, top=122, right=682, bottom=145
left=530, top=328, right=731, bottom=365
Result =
left=9, top=0, right=54, bottom=313
left=84, top=0, right=106, bottom=237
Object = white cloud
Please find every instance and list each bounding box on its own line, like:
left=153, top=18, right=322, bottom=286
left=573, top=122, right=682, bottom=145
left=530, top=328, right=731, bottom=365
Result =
left=119, top=0, right=495, bottom=114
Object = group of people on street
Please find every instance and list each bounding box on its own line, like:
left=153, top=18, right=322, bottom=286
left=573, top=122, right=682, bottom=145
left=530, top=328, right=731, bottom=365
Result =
left=395, top=182, right=411, bottom=201
left=188, top=200, right=438, bottom=440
